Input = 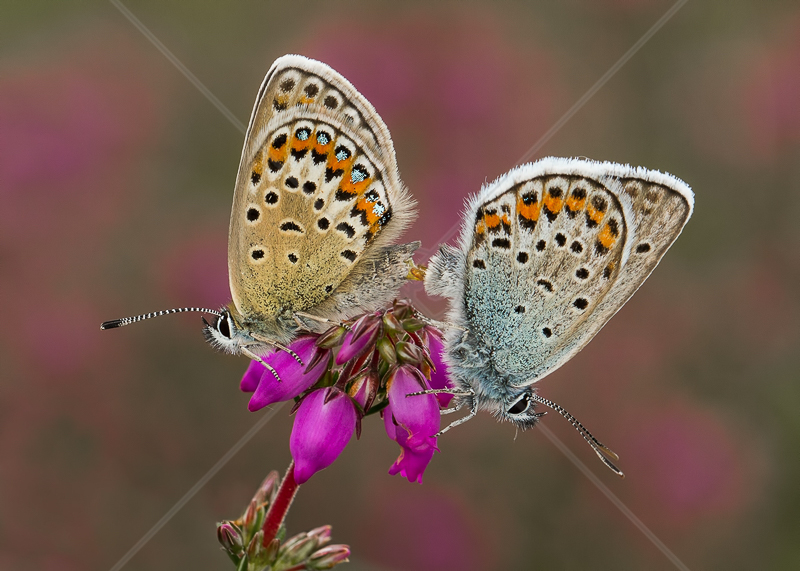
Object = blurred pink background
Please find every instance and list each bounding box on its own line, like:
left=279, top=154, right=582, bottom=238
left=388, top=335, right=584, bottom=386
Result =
left=1, top=1, right=798, bottom=570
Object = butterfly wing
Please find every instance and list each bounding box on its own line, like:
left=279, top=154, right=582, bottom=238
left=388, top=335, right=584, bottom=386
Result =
left=426, top=157, right=693, bottom=386
left=229, top=55, right=416, bottom=331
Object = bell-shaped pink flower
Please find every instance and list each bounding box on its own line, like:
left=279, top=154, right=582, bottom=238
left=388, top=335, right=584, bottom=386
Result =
left=241, top=337, right=328, bottom=412
left=383, top=401, right=438, bottom=484
left=383, top=365, right=441, bottom=483
left=290, top=388, right=357, bottom=484
left=387, top=365, right=441, bottom=437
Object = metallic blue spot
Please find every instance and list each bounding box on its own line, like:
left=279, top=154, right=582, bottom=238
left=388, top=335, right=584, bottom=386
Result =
left=372, top=203, right=386, bottom=216
left=351, top=169, right=367, bottom=183
left=297, top=129, right=310, bottom=141
left=317, top=133, right=330, bottom=145
left=335, top=148, right=348, bottom=161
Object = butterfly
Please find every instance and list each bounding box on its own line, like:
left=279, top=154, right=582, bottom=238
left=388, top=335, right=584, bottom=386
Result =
left=423, top=158, right=693, bottom=475
left=102, top=55, right=418, bottom=380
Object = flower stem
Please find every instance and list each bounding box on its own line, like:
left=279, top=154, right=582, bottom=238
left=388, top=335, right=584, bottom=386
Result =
left=261, top=460, right=300, bottom=546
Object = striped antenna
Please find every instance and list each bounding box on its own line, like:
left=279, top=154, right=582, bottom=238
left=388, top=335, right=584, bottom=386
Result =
left=101, top=307, right=223, bottom=330
left=530, top=393, right=624, bottom=478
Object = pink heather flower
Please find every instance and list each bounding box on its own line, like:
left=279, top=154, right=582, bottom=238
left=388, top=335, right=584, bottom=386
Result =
left=383, top=405, right=438, bottom=484
left=426, top=331, right=454, bottom=408
left=241, top=337, right=329, bottom=412
left=383, top=365, right=441, bottom=483
left=290, top=388, right=357, bottom=484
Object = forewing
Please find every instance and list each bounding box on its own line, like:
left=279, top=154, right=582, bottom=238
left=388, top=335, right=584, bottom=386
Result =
left=229, top=55, right=414, bottom=321
left=445, top=158, right=693, bottom=384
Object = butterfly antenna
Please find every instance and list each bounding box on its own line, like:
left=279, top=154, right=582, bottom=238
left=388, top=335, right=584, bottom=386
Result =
left=100, top=307, right=223, bottom=330
left=530, top=393, right=624, bottom=478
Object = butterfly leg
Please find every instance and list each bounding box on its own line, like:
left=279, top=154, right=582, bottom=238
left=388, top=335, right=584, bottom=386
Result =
left=293, top=311, right=352, bottom=332
left=247, top=334, right=304, bottom=366
left=240, top=347, right=283, bottom=383
left=436, top=403, right=478, bottom=436
left=439, top=403, right=463, bottom=415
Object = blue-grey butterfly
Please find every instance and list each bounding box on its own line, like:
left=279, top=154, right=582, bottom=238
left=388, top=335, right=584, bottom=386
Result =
left=423, top=157, right=693, bottom=475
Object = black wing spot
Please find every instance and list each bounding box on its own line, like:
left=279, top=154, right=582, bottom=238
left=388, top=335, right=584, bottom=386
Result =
left=291, top=148, right=308, bottom=161
left=303, top=181, right=317, bottom=195
left=607, top=218, right=620, bottom=238
left=272, top=99, right=287, bottom=111
left=324, top=95, right=339, bottom=109
left=595, top=242, right=610, bottom=256
left=636, top=243, right=652, bottom=253
left=335, top=189, right=356, bottom=201
left=251, top=249, right=265, bottom=260
left=542, top=327, right=552, bottom=338
left=591, top=196, right=608, bottom=212
left=555, top=233, right=566, bottom=247
left=341, top=250, right=357, bottom=262
left=570, top=241, right=583, bottom=253
left=514, top=305, right=526, bottom=314
left=285, top=176, right=299, bottom=189
left=603, top=265, right=613, bottom=279
left=251, top=171, right=261, bottom=185
left=536, top=279, right=553, bottom=292
left=246, top=208, right=260, bottom=222
left=336, top=222, right=356, bottom=238
left=314, top=198, right=324, bottom=210
left=267, top=159, right=284, bottom=172
left=279, top=78, right=295, bottom=92
left=548, top=186, right=564, bottom=198
left=272, top=134, right=288, bottom=149
left=317, top=218, right=330, bottom=230
left=492, top=238, right=511, bottom=249
left=280, top=221, right=303, bottom=233
left=288, top=253, right=298, bottom=264
left=522, top=191, right=538, bottom=205
left=265, top=191, right=279, bottom=205
left=325, top=284, right=333, bottom=293
left=571, top=187, right=587, bottom=200
left=325, top=167, right=344, bottom=183
left=575, top=268, right=589, bottom=279
left=516, top=252, right=529, bottom=264
left=473, top=259, right=486, bottom=269
left=311, top=149, right=327, bottom=164
left=305, top=84, right=319, bottom=97
left=536, top=240, right=546, bottom=251
left=573, top=298, right=589, bottom=310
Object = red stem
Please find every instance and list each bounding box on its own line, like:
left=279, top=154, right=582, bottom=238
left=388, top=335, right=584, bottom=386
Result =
left=261, top=460, right=300, bottom=546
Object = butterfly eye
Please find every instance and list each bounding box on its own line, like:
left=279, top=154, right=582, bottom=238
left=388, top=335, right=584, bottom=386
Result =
left=507, top=394, right=530, bottom=415
left=216, top=315, right=232, bottom=339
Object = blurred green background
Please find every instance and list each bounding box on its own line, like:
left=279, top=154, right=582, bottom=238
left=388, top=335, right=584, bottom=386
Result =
left=2, top=1, right=799, bottom=569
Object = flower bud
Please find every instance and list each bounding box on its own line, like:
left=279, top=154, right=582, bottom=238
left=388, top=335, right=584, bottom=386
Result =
left=316, top=325, right=348, bottom=349
left=290, top=388, right=357, bottom=484
left=376, top=337, right=397, bottom=365
left=395, top=340, right=424, bottom=365
left=252, top=470, right=280, bottom=505
left=308, top=544, right=351, bottom=569
left=307, top=525, right=332, bottom=546
left=335, top=315, right=381, bottom=364
left=382, top=311, right=404, bottom=334
left=217, top=522, right=243, bottom=554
